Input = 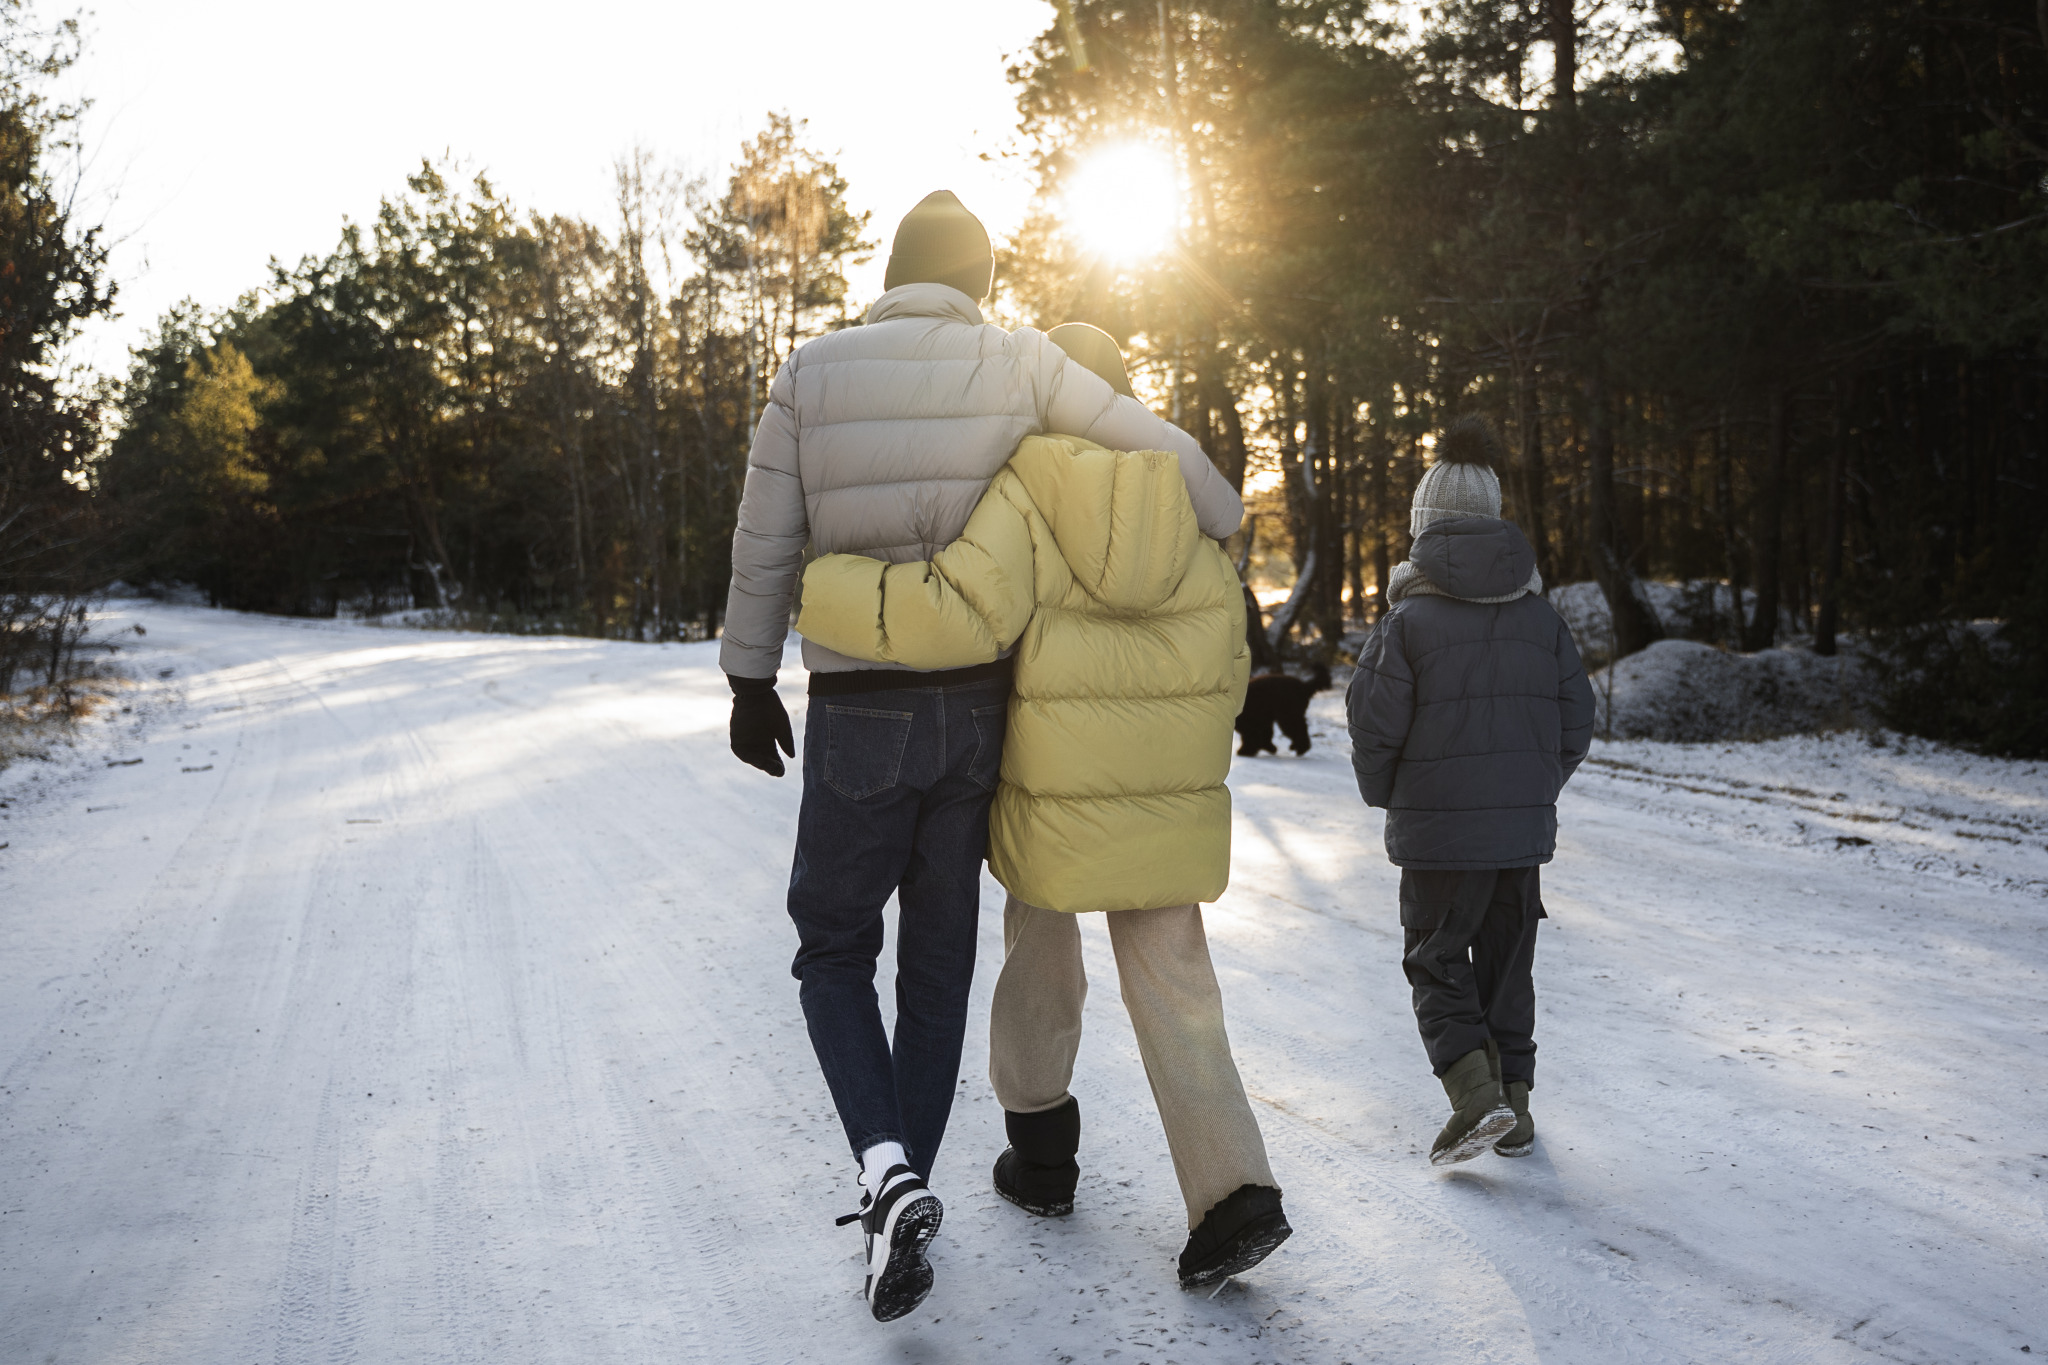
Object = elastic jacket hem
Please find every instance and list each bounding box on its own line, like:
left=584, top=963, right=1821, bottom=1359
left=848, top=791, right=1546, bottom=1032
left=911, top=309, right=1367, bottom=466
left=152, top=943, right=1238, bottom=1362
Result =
left=1386, top=853, right=1553, bottom=872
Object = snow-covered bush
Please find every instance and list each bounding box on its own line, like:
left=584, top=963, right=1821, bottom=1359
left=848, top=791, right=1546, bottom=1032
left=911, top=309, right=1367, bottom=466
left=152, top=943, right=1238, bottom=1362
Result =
left=1591, top=639, right=1879, bottom=741
left=1873, top=542, right=2048, bottom=758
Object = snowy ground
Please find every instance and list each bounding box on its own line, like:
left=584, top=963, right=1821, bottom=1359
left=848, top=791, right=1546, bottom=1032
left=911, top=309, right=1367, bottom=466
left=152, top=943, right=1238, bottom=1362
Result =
left=3, top=602, right=2044, bottom=1365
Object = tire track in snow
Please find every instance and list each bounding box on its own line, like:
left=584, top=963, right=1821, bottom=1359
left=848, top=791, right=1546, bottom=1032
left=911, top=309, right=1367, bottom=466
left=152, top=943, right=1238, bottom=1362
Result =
left=263, top=1076, right=373, bottom=1365
left=1575, top=757, right=2048, bottom=899
left=5, top=636, right=380, bottom=1364
left=248, top=793, right=429, bottom=1365
left=462, top=698, right=818, bottom=1362
left=236, top=632, right=498, bottom=1364
left=416, top=826, right=540, bottom=1365
left=596, top=1070, right=787, bottom=1365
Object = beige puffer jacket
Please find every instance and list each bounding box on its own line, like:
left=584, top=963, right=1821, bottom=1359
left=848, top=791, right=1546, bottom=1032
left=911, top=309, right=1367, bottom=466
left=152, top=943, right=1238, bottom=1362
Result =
left=718, top=282, right=1243, bottom=678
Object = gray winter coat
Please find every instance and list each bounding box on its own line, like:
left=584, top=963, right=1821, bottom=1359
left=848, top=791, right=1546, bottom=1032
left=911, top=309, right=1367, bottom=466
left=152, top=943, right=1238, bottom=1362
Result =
left=1346, top=517, right=1596, bottom=870
left=719, top=282, right=1244, bottom=678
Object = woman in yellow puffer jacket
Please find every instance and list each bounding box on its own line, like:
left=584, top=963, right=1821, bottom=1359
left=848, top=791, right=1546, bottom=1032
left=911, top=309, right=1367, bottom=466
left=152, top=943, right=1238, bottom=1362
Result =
left=796, top=326, right=1290, bottom=1290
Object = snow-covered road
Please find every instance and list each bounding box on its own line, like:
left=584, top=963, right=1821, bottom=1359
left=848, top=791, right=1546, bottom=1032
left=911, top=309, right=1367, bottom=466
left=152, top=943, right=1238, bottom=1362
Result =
left=3, top=603, right=2043, bottom=1364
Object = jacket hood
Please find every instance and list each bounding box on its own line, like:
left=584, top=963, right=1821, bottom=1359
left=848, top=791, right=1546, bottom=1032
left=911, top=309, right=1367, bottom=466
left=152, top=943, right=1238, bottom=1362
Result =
left=1411, top=517, right=1537, bottom=600
left=1008, top=434, right=1198, bottom=613
left=865, top=281, right=986, bottom=328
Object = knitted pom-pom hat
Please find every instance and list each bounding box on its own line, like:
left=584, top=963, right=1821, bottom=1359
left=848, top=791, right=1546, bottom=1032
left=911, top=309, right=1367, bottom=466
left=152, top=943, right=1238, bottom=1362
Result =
left=1410, top=415, right=1505, bottom=538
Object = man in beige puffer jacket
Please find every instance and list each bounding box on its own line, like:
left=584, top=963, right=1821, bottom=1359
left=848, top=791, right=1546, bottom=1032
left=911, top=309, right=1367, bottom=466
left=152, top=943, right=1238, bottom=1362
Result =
left=718, top=189, right=1242, bottom=1322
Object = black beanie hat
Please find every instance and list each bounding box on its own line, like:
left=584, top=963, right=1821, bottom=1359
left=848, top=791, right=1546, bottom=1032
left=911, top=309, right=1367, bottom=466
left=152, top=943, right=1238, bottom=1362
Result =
left=884, top=190, right=994, bottom=300
left=1047, top=322, right=1135, bottom=398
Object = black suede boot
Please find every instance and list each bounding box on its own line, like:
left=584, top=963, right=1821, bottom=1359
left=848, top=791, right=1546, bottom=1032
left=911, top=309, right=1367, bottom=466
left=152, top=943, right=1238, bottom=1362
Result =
left=992, top=1097, right=1080, bottom=1217
left=1178, top=1184, right=1292, bottom=1288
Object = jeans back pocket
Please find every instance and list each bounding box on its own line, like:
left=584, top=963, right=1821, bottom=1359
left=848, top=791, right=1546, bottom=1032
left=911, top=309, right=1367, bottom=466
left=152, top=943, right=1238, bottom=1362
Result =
left=967, top=702, right=1008, bottom=791
left=823, top=704, right=915, bottom=800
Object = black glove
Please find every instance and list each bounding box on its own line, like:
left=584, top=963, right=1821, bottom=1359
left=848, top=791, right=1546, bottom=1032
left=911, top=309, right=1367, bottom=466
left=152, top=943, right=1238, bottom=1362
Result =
left=728, top=675, right=795, bottom=777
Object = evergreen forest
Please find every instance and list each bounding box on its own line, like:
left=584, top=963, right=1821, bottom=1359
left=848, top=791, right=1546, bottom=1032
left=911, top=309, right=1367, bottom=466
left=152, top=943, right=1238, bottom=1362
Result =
left=7, top=1, right=2047, bottom=751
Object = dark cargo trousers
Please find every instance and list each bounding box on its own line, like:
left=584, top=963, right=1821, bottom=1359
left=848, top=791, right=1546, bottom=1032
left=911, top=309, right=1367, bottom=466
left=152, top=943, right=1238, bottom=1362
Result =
left=1398, top=867, right=1544, bottom=1088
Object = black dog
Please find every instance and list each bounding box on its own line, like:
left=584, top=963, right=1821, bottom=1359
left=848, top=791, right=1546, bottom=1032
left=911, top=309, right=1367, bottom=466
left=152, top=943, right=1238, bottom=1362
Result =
left=1235, top=663, right=1333, bottom=756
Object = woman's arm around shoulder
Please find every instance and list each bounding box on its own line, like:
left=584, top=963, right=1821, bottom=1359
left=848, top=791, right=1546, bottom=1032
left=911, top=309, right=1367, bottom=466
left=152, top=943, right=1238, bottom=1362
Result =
left=796, top=471, right=1039, bottom=669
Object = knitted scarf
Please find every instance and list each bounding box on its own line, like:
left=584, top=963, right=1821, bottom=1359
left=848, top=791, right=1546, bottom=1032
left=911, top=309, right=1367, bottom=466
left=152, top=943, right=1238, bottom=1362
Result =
left=1385, top=558, right=1544, bottom=607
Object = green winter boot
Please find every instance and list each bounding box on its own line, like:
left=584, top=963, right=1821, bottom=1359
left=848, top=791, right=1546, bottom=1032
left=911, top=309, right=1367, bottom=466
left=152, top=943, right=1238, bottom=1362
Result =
left=1429, top=1044, right=1516, bottom=1167
left=1494, top=1081, right=1535, bottom=1157
left=1481, top=1047, right=1537, bottom=1158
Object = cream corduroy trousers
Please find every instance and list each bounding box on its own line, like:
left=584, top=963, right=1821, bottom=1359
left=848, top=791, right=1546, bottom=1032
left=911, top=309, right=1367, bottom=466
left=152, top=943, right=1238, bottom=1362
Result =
left=987, top=894, right=1276, bottom=1227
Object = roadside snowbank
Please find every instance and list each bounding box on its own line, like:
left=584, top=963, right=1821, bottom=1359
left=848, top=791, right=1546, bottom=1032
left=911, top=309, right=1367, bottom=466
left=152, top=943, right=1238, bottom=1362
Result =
left=0, top=629, right=175, bottom=778
left=1590, top=637, right=1879, bottom=741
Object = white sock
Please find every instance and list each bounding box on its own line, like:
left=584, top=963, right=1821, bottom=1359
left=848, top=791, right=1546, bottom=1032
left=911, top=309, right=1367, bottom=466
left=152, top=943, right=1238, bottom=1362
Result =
left=860, top=1141, right=909, bottom=1193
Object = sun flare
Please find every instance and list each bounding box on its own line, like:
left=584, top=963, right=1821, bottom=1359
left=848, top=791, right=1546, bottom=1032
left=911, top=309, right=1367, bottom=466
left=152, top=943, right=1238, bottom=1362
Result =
left=1066, top=143, right=1181, bottom=263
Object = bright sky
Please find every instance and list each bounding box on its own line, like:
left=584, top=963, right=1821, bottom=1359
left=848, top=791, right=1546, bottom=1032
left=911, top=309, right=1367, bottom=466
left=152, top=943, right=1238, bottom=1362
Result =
left=58, top=0, right=1054, bottom=377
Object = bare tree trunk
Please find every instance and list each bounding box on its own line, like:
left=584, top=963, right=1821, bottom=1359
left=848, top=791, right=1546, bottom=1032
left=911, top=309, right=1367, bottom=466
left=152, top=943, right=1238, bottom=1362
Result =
left=566, top=411, right=588, bottom=615
left=1266, top=547, right=1318, bottom=654
left=1307, top=376, right=1343, bottom=652
left=1549, top=0, right=1577, bottom=114
left=1369, top=426, right=1390, bottom=617
left=1268, top=360, right=1323, bottom=656
left=1198, top=352, right=1250, bottom=491
left=1346, top=409, right=1367, bottom=629
left=1278, top=359, right=1309, bottom=566
left=1815, top=382, right=1850, bottom=656
left=1585, top=372, right=1664, bottom=656
left=1514, top=367, right=1549, bottom=581
left=1744, top=390, right=1792, bottom=651
left=412, top=503, right=461, bottom=610
left=44, top=596, right=73, bottom=687
left=1714, top=411, right=1745, bottom=646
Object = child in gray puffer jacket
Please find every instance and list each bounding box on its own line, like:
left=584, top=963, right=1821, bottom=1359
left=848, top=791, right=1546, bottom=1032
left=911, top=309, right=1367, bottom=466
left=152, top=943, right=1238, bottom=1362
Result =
left=1346, top=416, right=1596, bottom=1166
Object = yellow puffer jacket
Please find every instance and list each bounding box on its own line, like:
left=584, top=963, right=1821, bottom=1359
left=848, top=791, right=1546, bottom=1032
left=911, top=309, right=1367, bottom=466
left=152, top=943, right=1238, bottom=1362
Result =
left=797, top=434, right=1249, bottom=913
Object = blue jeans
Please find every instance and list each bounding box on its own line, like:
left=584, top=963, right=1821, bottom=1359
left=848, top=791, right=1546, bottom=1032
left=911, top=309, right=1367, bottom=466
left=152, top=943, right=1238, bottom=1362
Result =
left=787, top=677, right=1009, bottom=1180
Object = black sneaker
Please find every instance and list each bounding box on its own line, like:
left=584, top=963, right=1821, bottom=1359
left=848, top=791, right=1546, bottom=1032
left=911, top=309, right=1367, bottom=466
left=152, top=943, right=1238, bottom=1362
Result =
left=1177, top=1184, right=1292, bottom=1289
left=834, top=1165, right=942, bottom=1321
left=991, top=1098, right=1081, bottom=1217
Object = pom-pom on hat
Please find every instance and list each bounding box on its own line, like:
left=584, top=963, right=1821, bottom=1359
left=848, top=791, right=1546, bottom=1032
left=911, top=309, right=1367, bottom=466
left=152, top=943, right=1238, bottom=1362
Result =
left=1410, top=414, right=1505, bottom=538
left=883, top=189, right=995, bottom=301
